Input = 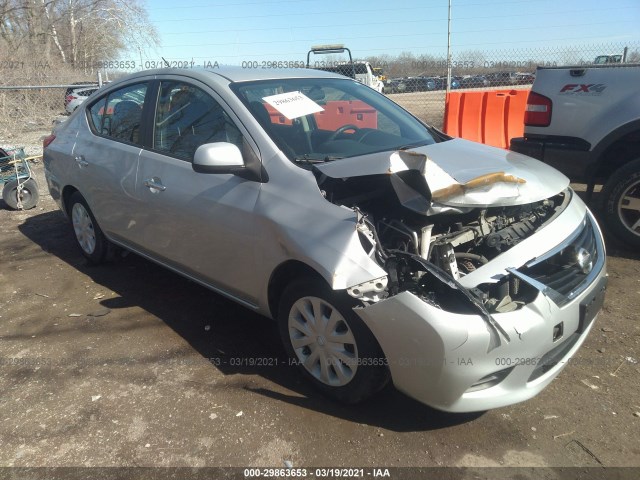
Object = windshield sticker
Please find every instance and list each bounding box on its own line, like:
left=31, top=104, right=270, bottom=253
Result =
left=262, top=91, right=324, bottom=120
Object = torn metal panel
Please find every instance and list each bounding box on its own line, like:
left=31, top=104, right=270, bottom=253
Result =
left=314, top=138, right=569, bottom=213
left=254, top=153, right=388, bottom=292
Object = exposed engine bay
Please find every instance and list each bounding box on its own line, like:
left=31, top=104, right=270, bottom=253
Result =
left=314, top=166, right=571, bottom=315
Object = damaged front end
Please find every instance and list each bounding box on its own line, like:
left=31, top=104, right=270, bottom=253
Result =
left=313, top=142, right=607, bottom=411
left=315, top=144, right=573, bottom=320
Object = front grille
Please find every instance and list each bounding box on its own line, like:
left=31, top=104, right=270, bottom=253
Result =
left=526, top=218, right=598, bottom=296
left=508, top=215, right=604, bottom=307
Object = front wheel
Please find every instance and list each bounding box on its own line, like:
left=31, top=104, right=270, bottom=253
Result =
left=68, top=191, right=109, bottom=264
left=602, top=158, right=640, bottom=248
left=278, top=278, right=390, bottom=404
left=2, top=178, right=39, bottom=210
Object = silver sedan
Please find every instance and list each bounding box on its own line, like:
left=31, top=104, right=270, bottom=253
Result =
left=43, top=67, right=607, bottom=412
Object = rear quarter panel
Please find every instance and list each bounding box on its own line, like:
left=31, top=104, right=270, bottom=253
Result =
left=44, top=114, right=84, bottom=212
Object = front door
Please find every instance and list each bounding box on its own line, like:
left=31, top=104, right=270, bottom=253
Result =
left=131, top=79, right=262, bottom=305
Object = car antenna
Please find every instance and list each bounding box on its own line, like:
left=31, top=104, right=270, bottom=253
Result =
left=162, top=57, right=170, bottom=68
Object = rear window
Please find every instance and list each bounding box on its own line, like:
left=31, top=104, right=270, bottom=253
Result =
left=86, top=82, right=148, bottom=145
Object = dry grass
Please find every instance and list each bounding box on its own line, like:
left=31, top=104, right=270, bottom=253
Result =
left=0, top=64, right=99, bottom=148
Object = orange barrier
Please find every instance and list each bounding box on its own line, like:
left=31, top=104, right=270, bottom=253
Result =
left=443, top=89, right=529, bottom=149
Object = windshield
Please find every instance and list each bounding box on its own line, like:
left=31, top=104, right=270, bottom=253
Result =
left=231, top=78, right=438, bottom=163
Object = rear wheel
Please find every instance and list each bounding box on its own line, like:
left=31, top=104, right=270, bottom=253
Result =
left=602, top=158, right=640, bottom=247
left=68, top=191, right=109, bottom=264
left=2, top=178, right=39, bottom=210
left=278, top=278, right=390, bottom=404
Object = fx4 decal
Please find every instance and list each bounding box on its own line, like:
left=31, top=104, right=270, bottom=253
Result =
left=559, top=83, right=607, bottom=95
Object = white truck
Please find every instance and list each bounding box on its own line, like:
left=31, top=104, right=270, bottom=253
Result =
left=510, top=63, right=640, bottom=247
left=307, top=44, right=385, bottom=93
left=593, top=46, right=629, bottom=65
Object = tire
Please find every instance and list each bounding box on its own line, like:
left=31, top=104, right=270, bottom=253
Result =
left=2, top=178, right=39, bottom=210
left=602, top=158, right=640, bottom=248
left=278, top=278, right=390, bottom=404
left=67, top=191, right=109, bottom=264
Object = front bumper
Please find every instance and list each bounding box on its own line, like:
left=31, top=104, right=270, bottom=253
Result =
left=356, top=196, right=607, bottom=412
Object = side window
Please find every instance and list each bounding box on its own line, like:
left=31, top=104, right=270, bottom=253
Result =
left=153, top=81, right=242, bottom=161
left=88, top=83, right=147, bottom=145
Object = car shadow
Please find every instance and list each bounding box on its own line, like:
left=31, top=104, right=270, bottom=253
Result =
left=18, top=210, right=482, bottom=432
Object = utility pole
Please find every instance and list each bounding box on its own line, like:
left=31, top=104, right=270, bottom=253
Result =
left=446, top=0, right=452, bottom=94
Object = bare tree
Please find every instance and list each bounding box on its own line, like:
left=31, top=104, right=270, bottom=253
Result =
left=455, top=49, right=486, bottom=72
left=0, top=0, right=158, bottom=66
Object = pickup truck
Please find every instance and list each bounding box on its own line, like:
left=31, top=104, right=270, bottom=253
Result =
left=510, top=64, right=640, bottom=247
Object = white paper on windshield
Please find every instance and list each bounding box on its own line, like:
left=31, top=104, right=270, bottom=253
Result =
left=262, top=91, right=323, bottom=120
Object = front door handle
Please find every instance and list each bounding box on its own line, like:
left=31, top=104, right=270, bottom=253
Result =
left=144, top=178, right=167, bottom=192
left=74, top=155, right=88, bottom=167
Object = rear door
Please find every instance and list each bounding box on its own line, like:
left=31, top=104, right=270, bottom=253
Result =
left=72, top=80, right=151, bottom=239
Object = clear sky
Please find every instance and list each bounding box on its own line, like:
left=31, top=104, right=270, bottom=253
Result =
left=135, top=0, right=640, bottom=65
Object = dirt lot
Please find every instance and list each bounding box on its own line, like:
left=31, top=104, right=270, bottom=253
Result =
left=1, top=152, right=639, bottom=476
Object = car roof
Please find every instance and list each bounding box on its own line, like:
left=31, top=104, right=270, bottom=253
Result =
left=114, top=66, right=345, bottom=86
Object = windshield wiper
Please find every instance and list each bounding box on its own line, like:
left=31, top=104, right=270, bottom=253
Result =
left=294, top=154, right=344, bottom=164
left=294, top=155, right=326, bottom=164
left=398, top=141, right=429, bottom=150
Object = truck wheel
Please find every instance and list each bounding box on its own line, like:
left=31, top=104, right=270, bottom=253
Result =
left=68, top=191, right=109, bottom=264
left=602, top=158, right=640, bottom=247
left=2, top=178, right=39, bottom=210
left=278, top=278, right=390, bottom=404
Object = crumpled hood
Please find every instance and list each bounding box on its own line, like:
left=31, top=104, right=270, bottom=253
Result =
left=314, top=138, right=569, bottom=214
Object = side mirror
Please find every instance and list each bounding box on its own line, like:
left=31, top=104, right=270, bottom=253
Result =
left=192, top=142, right=245, bottom=174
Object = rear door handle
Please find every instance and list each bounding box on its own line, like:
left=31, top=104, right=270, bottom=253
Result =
left=74, top=155, right=88, bottom=167
left=144, top=178, right=167, bottom=192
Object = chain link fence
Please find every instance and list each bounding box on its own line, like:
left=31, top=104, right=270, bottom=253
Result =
left=0, top=41, right=637, bottom=141
left=384, top=41, right=639, bottom=129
